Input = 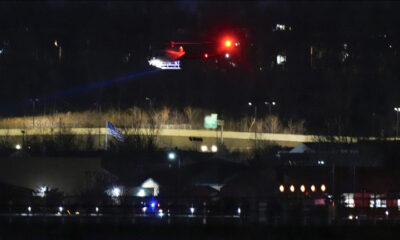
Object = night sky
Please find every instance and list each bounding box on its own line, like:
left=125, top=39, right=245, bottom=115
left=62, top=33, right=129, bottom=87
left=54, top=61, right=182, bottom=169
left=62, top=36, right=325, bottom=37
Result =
left=1, top=1, right=400, bottom=135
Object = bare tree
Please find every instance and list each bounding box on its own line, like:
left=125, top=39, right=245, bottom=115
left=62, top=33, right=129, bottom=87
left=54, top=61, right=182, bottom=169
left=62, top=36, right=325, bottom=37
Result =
left=262, top=115, right=282, bottom=133
left=287, top=119, right=306, bottom=134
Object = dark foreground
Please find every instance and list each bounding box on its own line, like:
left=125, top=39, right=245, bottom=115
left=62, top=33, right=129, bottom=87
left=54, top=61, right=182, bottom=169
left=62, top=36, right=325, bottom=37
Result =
left=1, top=222, right=400, bottom=240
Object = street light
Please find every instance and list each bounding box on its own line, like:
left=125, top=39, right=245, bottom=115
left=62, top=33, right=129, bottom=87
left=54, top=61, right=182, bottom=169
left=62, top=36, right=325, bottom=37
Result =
left=200, top=145, right=208, bottom=152
left=168, top=152, right=176, bottom=160
left=211, top=145, right=218, bottom=152
left=29, top=98, right=39, bottom=128
left=54, top=40, right=62, bottom=62
left=264, top=101, right=276, bottom=115
left=394, top=107, right=400, bottom=138
left=279, top=185, right=285, bottom=192
left=190, top=206, right=195, bottom=215
left=167, top=151, right=180, bottom=168
left=145, top=97, right=153, bottom=108
left=248, top=102, right=257, bottom=145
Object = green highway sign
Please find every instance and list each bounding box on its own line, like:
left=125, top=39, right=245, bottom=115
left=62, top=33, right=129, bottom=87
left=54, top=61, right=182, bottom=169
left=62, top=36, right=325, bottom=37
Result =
left=204, top=114, right=218, bottom=129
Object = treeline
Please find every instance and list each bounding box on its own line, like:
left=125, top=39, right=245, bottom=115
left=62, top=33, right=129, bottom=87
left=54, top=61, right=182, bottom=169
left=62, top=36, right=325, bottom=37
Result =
left=0, top=106, right=306, bottom=134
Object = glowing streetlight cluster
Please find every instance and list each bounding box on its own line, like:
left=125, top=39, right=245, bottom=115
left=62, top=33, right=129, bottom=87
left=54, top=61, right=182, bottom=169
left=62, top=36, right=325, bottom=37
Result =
left=279, top=184, right=326, bottom=193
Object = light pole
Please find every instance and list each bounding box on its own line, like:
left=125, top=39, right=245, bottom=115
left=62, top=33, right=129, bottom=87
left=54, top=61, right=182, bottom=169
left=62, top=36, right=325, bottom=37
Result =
left=248, top=102, right=257, bottom=124
left=145, top=97, right=155, bottom=123
left=394, top=107, right=400, bottom=138
left=145, top=97, right=153, bottom=109
left=54, top=40, right=62, bottom=63
left=248, top=102, right=257, bottom=146
left=167, top=150, right=180, bottom=168
left=168, top=149, right=181, bottom=199
left=264, top=101, right=276, bottom=115
left=29, top=98, right=39, bottom=128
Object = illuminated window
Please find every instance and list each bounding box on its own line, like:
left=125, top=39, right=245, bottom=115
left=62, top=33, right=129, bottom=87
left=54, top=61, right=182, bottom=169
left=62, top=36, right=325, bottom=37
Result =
left=370, top=194, right=386, bottom=208
left=276, top=24, right=286, bottom=31
left=277, top=55, right=286, bottom=65
left=370, top=199, right=375, bottom=208
left=342, top=193, right=355, bottom=208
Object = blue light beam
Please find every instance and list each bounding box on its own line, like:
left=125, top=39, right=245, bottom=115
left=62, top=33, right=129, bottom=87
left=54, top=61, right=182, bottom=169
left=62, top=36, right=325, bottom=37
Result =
left=1, top=68, right=161, bottom=111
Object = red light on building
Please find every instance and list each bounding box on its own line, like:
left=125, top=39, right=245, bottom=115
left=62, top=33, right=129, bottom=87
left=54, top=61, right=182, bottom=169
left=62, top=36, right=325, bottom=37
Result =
left=204, top=53, right=208, bottom=58
left=225, top=40, right=232, bottom=47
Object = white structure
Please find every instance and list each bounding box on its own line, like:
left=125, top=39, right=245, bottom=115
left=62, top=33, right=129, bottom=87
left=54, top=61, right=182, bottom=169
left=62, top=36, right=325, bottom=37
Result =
left=140, top=178, right=159, bottom=197
left=289, top=143, right=315, bottom=154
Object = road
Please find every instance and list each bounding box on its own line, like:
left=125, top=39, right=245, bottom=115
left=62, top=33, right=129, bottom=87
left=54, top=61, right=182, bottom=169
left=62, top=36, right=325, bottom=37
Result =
left=0, top=127, right=386, bottom=151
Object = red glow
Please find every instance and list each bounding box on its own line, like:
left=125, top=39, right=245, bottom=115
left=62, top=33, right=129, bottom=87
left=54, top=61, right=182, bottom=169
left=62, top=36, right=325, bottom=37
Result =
left=164, top=49, right=185, bottom=60
left=204, top=53, right=208, bottom=58
left=218, top=35, right=237, bottom=55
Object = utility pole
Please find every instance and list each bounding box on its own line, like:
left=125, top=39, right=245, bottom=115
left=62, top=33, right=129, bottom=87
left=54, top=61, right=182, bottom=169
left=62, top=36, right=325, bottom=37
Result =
left=30, top=98, right=38, bottom=128
left=248, top=102, right=258, bottom=147
left=394, top=107, right=400, bottom=139
left=265, top=101, right=276, bottom=115
left=254, top=105, right=257, bottom=146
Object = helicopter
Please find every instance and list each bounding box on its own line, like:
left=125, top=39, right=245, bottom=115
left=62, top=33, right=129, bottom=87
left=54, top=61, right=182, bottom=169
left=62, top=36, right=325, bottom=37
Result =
left=148, top=36, right=240, bottom=70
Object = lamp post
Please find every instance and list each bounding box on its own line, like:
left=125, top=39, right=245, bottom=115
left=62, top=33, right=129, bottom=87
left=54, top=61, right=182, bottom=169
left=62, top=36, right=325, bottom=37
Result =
left=167, top=150, right=180, bottom=168
left=394, top=107, right=400, bottom=139
left=145, top=97, right=153, bottom=109
left=168, top=149, right=181, bottom=199
left=264, top=101, right=276, bottom=115
left=54, top=40, right=62, bottom=63
left=248, top=102, right=257, bottom=146
left=29, top=98, right=39, bottom=128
